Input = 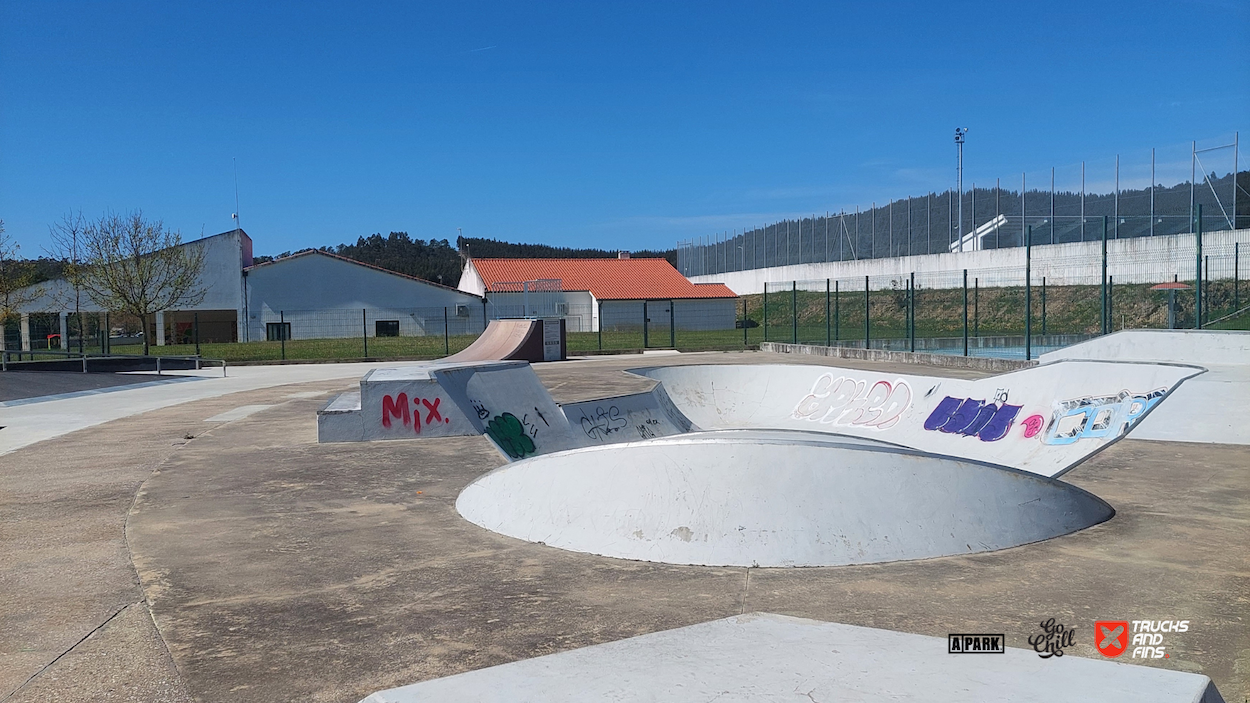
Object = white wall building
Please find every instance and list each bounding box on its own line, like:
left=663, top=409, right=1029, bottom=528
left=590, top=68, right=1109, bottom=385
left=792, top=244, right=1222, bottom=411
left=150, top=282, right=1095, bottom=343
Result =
left=458, top=255, right=740, bottom=333
left=6, top=230, right=483, bottom=350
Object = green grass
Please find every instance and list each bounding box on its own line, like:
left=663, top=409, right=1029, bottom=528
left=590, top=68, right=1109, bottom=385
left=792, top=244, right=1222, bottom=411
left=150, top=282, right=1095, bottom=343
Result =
left=1206, top=308, right=1250, bottom=330
left=90, top=279, right=1244, bottom=363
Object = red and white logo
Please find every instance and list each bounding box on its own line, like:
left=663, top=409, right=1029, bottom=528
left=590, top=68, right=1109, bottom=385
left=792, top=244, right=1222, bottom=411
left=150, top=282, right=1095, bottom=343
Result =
left=1095, top=620, right=1129, bottom=658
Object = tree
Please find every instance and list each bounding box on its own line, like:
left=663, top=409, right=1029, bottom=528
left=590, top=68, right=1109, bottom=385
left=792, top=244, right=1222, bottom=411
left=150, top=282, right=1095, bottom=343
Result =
left=78, top=211, right=206, bottom=355
left=47, top=211, right=89, bottom=353
left=0, top=221, right=43, bottom=351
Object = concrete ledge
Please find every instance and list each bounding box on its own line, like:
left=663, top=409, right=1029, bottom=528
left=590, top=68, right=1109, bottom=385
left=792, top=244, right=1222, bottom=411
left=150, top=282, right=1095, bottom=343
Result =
left=760, top=341, right=1037, bottom=372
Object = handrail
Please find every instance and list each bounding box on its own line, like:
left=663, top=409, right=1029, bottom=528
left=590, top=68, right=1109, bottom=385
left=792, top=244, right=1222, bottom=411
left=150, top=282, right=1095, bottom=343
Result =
left=0, top=349, right=227, bottom=377
left=1202, top=303, right=1250, bottom=328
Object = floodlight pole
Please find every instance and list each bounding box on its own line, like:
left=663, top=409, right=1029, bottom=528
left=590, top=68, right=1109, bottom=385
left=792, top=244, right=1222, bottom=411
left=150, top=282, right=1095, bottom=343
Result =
left=955, top=128, right=968, bottom=252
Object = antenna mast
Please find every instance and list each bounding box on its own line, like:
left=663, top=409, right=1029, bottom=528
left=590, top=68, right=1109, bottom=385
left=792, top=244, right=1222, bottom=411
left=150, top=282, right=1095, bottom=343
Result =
left=233, top=157, right=241, bottom=232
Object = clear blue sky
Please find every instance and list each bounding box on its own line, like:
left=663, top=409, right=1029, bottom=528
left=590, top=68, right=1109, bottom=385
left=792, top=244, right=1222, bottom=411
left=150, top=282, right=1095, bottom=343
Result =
left=2, top=1, right=1247, bottom=257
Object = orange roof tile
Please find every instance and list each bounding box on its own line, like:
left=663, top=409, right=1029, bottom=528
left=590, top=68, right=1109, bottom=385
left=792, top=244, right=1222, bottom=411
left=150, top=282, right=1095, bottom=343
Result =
left=470, top=258, right=738, bottom=300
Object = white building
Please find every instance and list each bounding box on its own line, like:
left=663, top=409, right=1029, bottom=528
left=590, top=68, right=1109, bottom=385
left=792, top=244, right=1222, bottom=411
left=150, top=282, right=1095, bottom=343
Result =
left=6, top=229, right=484, bottom=350
left=457, top=255, right=739, bottom=333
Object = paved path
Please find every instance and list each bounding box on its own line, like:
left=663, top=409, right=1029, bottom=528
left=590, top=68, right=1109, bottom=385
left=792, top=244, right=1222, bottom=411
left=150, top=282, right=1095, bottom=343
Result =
left=3, top=352, right=1245, bottom=702
left=0, top=362, right=430, bottom=456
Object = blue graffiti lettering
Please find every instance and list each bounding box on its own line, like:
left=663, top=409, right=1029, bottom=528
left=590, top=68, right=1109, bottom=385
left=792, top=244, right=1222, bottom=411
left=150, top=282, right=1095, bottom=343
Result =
left=1043, top=389, right=1166, bottom=445
left=924, top=396, right=1022, bottom=442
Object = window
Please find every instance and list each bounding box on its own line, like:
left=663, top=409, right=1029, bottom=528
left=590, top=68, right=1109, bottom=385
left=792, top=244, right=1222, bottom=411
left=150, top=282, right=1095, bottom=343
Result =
left=375, top=320, right=400, bottom=337
left=266, top=322, right=291, bottom=341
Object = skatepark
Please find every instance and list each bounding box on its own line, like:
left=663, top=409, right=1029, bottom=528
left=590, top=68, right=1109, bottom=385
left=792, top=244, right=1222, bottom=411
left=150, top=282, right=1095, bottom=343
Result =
left=0, top=327, right=1246, bottom=701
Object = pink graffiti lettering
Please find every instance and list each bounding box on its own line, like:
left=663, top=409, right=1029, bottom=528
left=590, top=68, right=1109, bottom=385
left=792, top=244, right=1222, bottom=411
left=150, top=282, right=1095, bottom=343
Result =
left=792, top=374, right=912, bottom=430
left=1022, top=414, right=1044, bottom=438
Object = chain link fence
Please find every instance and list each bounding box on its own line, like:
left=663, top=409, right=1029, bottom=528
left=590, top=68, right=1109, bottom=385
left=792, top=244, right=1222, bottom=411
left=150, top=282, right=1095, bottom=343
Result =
left=679, top=134, right=1246, bottom=277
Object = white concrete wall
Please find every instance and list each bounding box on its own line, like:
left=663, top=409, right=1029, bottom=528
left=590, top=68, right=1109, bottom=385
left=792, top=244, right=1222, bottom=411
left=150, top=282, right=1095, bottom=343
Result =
left=457, top=260, right=487, bottom=297
left=16, top=229, right=248, bottom=315
left=690, top=228, right=1250, bottom=293
left=245, top=252, right=482, bottom=341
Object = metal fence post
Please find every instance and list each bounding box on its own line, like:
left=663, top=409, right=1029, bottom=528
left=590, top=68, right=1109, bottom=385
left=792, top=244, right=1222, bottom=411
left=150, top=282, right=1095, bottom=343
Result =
left=643, top=301, right=649, bottom=348
left=791, top=281, right=797, bottom=344
left=444, top=307, right=450, bottom=355
left=1101, top=216, right=1109, bottom=335
left=1235, top=242, right=1240, bottom=313
left=742, top=298, right=748, bottom=347
left=1195, top=205, right=1203, bottom=329
left=962, top=269, right=969, bottom=357
left=598, top=299, right=603, bottom=350
left=194, top=311, right=201, bottom=357
left=763, top=283, right=768, bottom=342
left=1041, top=277, right=1047, bottom=337
left=362, top=308, right=368, bottom=358
left=1025, top=226, right=1032, bottom=361
left=104, top=312, right=109, bottom=354
left=834, top=280, right=840, bottom=342
left=669, top=300, right=675, bottom=348
left=825, top=279, right=831, bottom=347
left=1107, top=276, right=1114, bottom=330
left=909, top=272, right=915, bottom=352
left=974, top=278, right=979, bottom=338
left=864, top=275, right=870, bottom=350
left=1204, top=255, right=1210, bottom=326
left=281, top=310, right=286, bottom=361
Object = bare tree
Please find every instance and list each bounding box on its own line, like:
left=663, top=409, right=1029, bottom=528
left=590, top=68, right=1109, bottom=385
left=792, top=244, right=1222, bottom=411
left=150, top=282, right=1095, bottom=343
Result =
left=47, top=211, right=89, bottom=353
left=0, top=221, right=43, bottom=351
left=79, top=211, right=206, bottom=355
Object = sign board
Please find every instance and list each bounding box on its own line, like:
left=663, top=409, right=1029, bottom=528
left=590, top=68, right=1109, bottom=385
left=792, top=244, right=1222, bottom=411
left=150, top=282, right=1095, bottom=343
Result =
left=542, top=318, right=565, bottom=361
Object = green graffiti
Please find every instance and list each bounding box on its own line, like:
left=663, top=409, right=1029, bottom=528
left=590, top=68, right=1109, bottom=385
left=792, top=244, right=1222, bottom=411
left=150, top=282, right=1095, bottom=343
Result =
left=485, top=412, right=536, bottom=459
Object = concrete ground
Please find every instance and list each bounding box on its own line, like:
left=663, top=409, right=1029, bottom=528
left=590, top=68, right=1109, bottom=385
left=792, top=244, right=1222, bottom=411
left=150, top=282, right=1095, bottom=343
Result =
left=1, top=351, right=1246, bottom=702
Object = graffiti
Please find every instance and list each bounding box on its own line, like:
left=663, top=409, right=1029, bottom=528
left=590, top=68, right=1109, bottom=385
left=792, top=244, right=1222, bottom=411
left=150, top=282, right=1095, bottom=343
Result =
left=636, top=418, right=661, bottom=440
left=580, top=405, right=628, bottom=441
left=924, top=396, right=1021, bottom=442
left=792, top=374, right=912, bottom=430
left=533, top=407, right=550, bottom=427
left=485, top=413, right=536, bottom=459
left=1042, top=388, right=1166, bottom=445
left=420, top=397, right=444, bottom=425
left=469, top=399, right=490, bottom=420
left=520, top=412, right=539, bottom=439
left=381, top=393, right=451, bottom=435
left=1021, top=414, right=1044, bottom=438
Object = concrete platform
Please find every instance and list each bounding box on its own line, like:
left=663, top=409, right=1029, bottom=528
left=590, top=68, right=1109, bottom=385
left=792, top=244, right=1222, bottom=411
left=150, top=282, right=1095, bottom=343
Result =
left=3, top=352, right=1246, bottom=702
left=1040, top=330, right=1250, bottom=445
left=364, top=613, right=1224, bottom=703
left=457, top=432, right=1114, bottom=566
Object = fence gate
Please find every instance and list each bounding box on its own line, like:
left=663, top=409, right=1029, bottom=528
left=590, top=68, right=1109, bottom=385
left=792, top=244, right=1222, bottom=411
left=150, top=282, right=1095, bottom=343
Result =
left=487, top=279, right=565, bottom=319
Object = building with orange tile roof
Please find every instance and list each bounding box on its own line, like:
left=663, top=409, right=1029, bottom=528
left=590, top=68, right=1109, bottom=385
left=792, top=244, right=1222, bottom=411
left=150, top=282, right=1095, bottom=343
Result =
left=458, top=254, right=740, bottom=333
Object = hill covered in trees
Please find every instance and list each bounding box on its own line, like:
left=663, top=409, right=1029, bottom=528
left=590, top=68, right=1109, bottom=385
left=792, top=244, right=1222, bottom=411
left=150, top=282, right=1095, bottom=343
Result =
left=254, top=233, right=676, bottom=286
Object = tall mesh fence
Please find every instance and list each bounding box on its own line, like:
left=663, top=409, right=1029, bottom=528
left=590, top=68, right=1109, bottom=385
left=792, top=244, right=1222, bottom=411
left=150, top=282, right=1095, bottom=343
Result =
left=679, top=133, right=1247, bottom=277
left=756, top=230, right=1246, bottom=359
